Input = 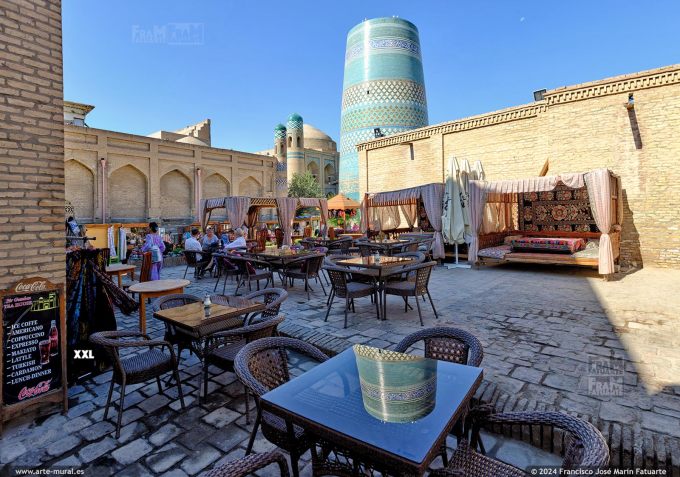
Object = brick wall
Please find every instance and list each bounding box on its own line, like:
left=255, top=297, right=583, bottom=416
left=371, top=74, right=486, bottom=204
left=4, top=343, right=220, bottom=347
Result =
left=0, top=0, right=65, bottom=287
left=358, top=64, right=680, bottom=268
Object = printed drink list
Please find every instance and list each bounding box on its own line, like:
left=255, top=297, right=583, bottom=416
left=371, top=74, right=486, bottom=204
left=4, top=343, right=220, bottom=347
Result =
left=2, top=290, right=61, bottom=405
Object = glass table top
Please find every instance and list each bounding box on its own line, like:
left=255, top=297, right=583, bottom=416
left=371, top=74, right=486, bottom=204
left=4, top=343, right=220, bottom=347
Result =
left=262, top=345, right=483, bottom=465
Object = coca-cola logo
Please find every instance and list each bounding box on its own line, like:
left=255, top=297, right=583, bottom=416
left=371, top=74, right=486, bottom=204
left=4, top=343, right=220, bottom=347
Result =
left=18, top=380, right=51, bottom=400
left=14, top=281, right=48, bottom=293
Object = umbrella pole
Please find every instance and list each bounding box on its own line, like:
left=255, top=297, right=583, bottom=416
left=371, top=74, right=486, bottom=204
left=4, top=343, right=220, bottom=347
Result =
left=445, top=243, right=471, bottom=269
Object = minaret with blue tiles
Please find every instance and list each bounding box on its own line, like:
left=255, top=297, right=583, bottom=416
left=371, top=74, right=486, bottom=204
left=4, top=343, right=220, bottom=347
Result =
left=286, top=113, right=305, bottom=184
left=339, top=17, right=429, bottom=200
left=273, top=123, right=288, bottom=197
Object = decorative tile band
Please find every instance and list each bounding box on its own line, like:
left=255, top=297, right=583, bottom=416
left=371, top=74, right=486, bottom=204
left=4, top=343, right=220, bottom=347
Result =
left=345, top=37, right=421, bottom=62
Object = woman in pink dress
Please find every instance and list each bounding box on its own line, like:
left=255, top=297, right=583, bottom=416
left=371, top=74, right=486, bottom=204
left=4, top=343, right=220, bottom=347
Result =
left=141, top=222, right=165, bottom=280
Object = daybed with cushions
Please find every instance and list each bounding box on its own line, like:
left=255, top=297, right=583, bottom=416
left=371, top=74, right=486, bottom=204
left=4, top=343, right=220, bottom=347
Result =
left=468, top=169, right=622, bottom=276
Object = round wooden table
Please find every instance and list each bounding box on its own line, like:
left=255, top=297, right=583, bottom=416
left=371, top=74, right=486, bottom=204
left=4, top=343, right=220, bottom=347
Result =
left=128, top=279, right=191, bottom=333
left=104, top=263, right=137, bottom=287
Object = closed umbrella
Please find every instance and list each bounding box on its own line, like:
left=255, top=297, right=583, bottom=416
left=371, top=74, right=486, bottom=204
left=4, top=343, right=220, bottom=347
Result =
left=443, top=157, right=469, bottom=269
left=460, top=159, right=472, bottom=241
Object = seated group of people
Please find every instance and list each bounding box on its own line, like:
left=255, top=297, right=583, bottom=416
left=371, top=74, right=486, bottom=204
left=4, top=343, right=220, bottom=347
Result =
left=184, top=226, right=247, bottom=278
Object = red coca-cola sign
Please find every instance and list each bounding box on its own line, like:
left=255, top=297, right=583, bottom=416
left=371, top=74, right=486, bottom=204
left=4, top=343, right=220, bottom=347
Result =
left=18, top=380, right=51, bottom=401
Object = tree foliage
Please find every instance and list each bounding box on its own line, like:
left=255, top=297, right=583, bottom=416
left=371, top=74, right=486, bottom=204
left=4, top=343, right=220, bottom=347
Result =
left=287, top=171, right=323, bottom=198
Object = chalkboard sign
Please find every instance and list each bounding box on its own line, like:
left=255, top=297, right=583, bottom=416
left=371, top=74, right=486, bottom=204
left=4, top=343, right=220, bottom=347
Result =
left=0, top=278, right=67, bottom=432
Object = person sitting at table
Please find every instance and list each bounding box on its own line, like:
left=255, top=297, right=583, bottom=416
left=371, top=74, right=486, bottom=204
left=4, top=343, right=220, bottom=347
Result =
left=185, top=228, right=211, bottom=278
left=224, top=227, right=247, bottom=250
left=200, top=226, right=220, bottom=276
left=220, top=230, right=231, bottom=247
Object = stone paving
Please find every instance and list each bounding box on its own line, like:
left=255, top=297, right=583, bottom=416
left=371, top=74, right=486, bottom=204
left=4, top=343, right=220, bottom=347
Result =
left=1, top=262, right=679, bottom=475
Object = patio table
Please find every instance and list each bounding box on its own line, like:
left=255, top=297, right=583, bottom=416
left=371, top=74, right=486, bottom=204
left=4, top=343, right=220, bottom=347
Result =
left=250, top=250, right=324, bottom=288
left=366, top=239, right=411, bottom=256
left=261, top=345, right=483, bottom=476
left=336, top=256, right=414, bottom=320
left=104, top=263, right=136, bottom=287
left=128, top=278, right=190, bottom=333
left=152, top=297, right=264, bottom=399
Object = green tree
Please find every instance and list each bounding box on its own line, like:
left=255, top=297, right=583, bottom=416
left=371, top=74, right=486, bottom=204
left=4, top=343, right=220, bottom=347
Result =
left=287, top=171, right=323, bottom=198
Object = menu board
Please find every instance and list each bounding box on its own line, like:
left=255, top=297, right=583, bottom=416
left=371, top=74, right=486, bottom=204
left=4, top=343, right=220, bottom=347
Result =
left=2, top=289, right=61, bottom=405
left=0, top=278, right=67, bottom=422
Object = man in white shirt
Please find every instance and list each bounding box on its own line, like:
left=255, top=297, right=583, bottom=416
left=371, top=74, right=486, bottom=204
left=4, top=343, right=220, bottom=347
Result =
left=224, top=227, right=247, bottom=250
left=184, top=228, right=210, bottom=277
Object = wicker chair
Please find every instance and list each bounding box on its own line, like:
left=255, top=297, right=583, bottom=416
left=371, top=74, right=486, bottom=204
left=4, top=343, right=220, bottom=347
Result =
left=328, top=236, right=352, bottom=255
left=325, top=266, right=379, bottom=328
left=357, top=243, right=374, bottom=257
left=213, top=255, right=241, bottom=294
left=90, top=331, right=185, bottom=438
left=419, top=238, right=436, bottom=261
left=281, top=254, right=327, bottom=299
left=125, top=252, right=152, bottom=297
left=431, top=412, right=610, bottom=476
left=183, top=250, right=201, bottom=279
left=395, top=327, right=484, bottom=447
left=205, top=450, right=290, bottom=477
left=152, top=293, right=202, bottom=358
left=394, top=327, right=484, bottom=367
left=384, top=261, right=438, bottom=326
left=203, top=314, right=285, bottom=420
left=229, top=255, right=274, bottom=294
left=211, top=288, right=289, bottom=322
left=255, top=228, right=268, bottom=252
left=234, top=337, right=329, bottom=477
left=328, top=227, right=336, bottom=239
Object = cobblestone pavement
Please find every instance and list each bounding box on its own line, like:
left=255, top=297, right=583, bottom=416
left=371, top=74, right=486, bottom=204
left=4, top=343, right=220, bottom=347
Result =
left=1, top=263, right=678, bottom=475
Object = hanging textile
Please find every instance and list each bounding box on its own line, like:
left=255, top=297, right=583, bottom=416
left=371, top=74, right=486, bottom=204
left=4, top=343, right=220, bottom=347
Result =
left=584, top=169, right=616, bottom=274
left=66, top=249, right=137, bottom=380
left=225, top=196, right=250, bottom=231
left=421, top=184, right=445, bottom=259
left=467, top=181, right=488, bottom=264
left=400, top=203, right=417, bottom=229
left=276, top=197, right=298, bottom=245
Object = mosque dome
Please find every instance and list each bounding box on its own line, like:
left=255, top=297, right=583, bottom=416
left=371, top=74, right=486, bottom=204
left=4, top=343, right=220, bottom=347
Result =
left=303, top=124, right=337, bottom=152
left=176, top=135, right=207, bottom=146
left=274, top=123, right=287, bottom=140
left=286, top=113, right=303, bottom=130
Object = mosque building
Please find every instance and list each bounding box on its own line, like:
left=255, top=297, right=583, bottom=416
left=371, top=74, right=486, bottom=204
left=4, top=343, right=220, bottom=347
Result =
left=256, top=113, right=340, bottom=198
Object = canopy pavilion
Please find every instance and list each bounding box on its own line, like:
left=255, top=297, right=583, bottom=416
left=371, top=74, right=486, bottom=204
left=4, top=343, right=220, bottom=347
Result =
left=199, top=196, right=328, bottom=246
left=361, top=183, right=445, bottom=260
left=468, top=168, right=622, bottom=276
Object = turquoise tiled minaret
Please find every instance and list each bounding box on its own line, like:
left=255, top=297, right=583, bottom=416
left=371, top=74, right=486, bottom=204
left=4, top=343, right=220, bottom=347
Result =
left=339, top=17, right=429, bottom=200
left=286, top=113, right=305, bottom=183
left=274, top=123, right=288, bottom=197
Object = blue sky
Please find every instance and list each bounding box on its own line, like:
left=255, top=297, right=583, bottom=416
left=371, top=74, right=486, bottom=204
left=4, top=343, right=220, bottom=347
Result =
left=63, top=1, right=680, bottom=152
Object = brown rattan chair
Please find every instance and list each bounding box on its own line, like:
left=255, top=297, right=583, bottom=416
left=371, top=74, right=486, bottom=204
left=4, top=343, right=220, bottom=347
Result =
left=205, top=450, right=290, bottom=477
left=210, top=287, right=289, bottom=323
left=234, top=337, right=329, bottom=477
left=328, top=227, right=336, bottom=239
left=394, top=327, right=484, bottom=366
left=90, top=331, right=185, bottom=438
left=213, top=254, right=241, bottom=294
left=255, top=228, right=268, bottom=252
left=303, top=226, right=313, bottom=238
left=384, top=261, right=438, bottom=326
left=325, top=266, right=379, bottom=328
left=281, top=254, right=327, bottom=299
left=203, top=314, right=285, bottom=420
left=431, top=412, right=610, bottom=476
left=183, top=250, right=200, bottom=279
left=357, top=243, right=374, bottom=257
left=229, top=255, right=274, bottom=294
left=152, top=293, right=202, bottom=358
left=327, top=236, right=352, bottom=256
left=395, top=327, right=484, bottom=448
left=125, top=252, right=152, bottom=297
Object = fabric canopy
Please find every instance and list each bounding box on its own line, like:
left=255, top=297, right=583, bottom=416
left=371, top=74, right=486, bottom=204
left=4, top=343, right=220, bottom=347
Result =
left=199, top=196, right=328, bottom=234
left=276, top=197, right=298, bottom=246
left=362, top=182, right=446, bottom=259
left=467, top=168, right=621, bottom=274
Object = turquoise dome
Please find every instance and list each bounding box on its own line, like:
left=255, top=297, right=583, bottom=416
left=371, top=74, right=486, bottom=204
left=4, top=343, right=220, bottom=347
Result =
left=286, top=113, right=303, bottom=131
left=274, top=123, right=286, bottom=140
